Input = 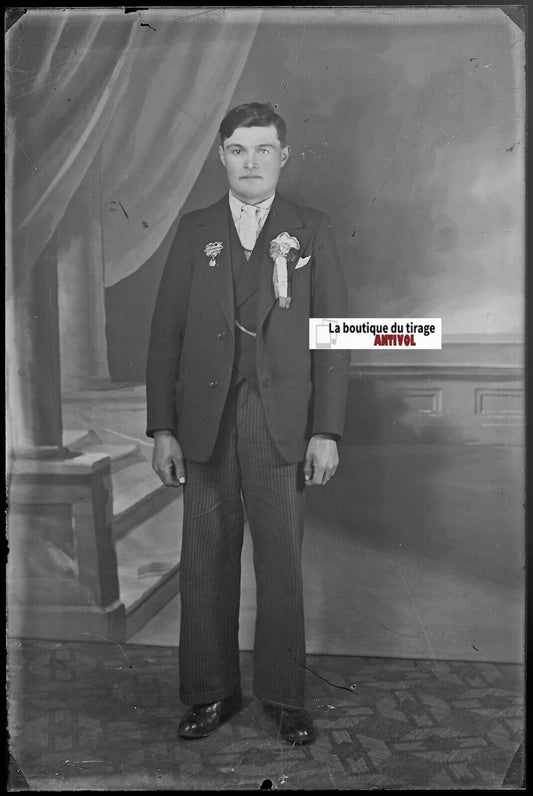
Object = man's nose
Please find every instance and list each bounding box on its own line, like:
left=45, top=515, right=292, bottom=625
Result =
left=244, top=154, right=258, bottom=169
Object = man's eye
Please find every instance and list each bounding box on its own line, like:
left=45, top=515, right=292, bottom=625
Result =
left=231, top=149, right=242, bottom=155
left=259, top=148, right=270, bottom=154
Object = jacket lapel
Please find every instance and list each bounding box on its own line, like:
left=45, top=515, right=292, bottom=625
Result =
left=189, top=196, right=234, bottom=333
left=187, top=192, right=313, bottom=335
left=256, top=193, right=313, bottom=332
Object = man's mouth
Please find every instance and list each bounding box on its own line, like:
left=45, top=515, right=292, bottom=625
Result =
left=240, top=175, right=262, bottom=179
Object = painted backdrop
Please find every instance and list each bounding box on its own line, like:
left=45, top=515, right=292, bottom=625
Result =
left=106, top=7, right=524, bottom=380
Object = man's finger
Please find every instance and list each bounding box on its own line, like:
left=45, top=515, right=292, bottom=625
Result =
left=160, top=463, right=179, bottom=487
left=153, top=454, right=184, bottom=487
left=307, top=465, right=325, bottom=486
left=323, top=465, right=337, bottom=485
left=318, top=462, right=338, bottom=485
left=304, top=462, right=317, bottom=485
left=303, top=456, right=313, bottom=483
left=173, top=457, right=186, bottom=485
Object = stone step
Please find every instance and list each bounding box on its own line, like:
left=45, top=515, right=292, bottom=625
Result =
left=79, top=442, right=144, bottom=473
left=63, top=428, right=101, bottom=451
left=113, top=494, right=184, bottom=639
left=59, top=428, right=183, bottom=639
left=63, top=429, right=176, bottom=538
left=110, top=460, right=181, bottom=540
left=63, top=429, right=144, bottom=473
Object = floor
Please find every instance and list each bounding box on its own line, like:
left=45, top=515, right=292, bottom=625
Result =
left=7, top=638, right=524, bottom=791
left=7, top=391, right=526, bottom=790
left=130, top=445, right=525, bottom=665
left=63, top=386, right=525, bottom=663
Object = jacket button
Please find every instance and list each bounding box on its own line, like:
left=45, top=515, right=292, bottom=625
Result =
left=209, top=379, right=218, bottom=388
left=216, top=330, right=226, bottom=339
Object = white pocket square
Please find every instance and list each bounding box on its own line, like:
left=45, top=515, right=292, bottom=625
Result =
left=295, top=255, right=311, bottom=269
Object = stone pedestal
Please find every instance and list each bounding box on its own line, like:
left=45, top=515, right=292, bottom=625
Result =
left=6, top=235, right=64, bottom=455
left=57, top=156, right=110, bottom=391
left=8, top=452, right=126, bottom=642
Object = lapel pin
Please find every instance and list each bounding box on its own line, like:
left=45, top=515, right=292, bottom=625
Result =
left=204, top=241, right=224, bottom=267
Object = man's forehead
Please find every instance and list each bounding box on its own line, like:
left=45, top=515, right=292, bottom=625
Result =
left=223, top=125, right=282, bottom=147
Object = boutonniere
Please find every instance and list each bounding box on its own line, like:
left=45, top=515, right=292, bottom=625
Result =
left=269, top=232, right=300, bottom=308
left=204, top=241, right=223, bottom=267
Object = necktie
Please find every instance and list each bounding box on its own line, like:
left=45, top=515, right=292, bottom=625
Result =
left=238, top=204, right=259, bottom=254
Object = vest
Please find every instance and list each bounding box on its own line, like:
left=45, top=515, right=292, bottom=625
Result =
left=229, top=209, right=272, bottom=388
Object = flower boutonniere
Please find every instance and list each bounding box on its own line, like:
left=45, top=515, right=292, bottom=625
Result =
left=269, top=232, right=300, bottom=308
left=204, top=241, right=223, bottom=267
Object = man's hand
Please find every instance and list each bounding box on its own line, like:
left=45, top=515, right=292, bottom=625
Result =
left=152, top=431, right=186, bottom=487
left=303, top=434, right=339, bottom=486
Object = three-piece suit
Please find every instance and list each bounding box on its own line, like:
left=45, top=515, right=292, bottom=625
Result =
left=146, top=191, right=349, bottom=707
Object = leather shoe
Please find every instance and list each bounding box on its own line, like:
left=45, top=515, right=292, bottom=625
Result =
left=263, top=702, right=315, bottom=744
left=178, top=692, right=242, bottom=738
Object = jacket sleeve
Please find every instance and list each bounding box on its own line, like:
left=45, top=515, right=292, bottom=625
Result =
left=145, top=216, right=193, bottom=437
left=309, top=213, right=350, bottom=439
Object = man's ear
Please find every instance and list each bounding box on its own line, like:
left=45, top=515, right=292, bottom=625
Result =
left=218, top=145, right=226, bottom=167
left=280, top=145, right=290, bottom=167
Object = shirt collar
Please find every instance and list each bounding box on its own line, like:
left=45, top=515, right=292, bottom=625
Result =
left=229, top=191, right=276, bottom=216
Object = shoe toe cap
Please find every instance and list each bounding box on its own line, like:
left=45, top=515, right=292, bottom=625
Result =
left=178, top=719, right=202, bottom=737
left=289, top=726, right=315, bottom=744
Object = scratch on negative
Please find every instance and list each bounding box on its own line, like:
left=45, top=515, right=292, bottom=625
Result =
left=6, top=123, right=38, bottom=170
left=102, top=427, right=154, bottom=448
left=109, top=200, right=130, bottom=219
left=80, top=632, right=130, bottom=664
left=285, top=24, right=307, bottom=92
left=395, top=567, right=438, bottom=665
left=11, top=55, right=80, bottom=85
left=178, top=8, right=226, bottom=24
left=291, top=649, right=358, bottom=695
left=168, top=99, right=211, bottom=135
left=372, top=157, right=395, bottom=201
left=10, top=76, right=69, bottom=100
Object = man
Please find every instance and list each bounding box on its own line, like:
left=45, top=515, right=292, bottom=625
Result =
left=146, top=102, right=349, bottom=745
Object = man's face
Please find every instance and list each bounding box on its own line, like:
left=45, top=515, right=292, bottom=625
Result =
left=219, top=125, right=289, bottom=204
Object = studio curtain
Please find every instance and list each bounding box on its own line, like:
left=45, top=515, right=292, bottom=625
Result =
left=6, top=8, right=261, bottom=386
left=7, top=8, right=261, bottom=292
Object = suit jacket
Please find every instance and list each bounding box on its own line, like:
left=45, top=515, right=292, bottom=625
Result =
left=146, top=192, right=349, bottom=463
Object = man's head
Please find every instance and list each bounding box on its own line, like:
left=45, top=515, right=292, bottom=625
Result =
left=219, top=102, right=287, bottom=148
left=218, top=102, right=290, bottom=204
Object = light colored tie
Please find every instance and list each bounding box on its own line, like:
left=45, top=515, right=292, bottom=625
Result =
left=238, top=204, right=259, bottom=254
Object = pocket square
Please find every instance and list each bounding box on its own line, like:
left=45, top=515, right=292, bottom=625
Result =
left=295, top=255, right=311, bottom=269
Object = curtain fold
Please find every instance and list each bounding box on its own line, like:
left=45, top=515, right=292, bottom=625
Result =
left=6, top=11, right=138, bottom=296
left=6, top=8, right=261, bottom=296
left=99, top=10, right=261, bottom=286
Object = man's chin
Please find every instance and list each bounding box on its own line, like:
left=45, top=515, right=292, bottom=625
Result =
left=233, top=182, right=273, bottom=204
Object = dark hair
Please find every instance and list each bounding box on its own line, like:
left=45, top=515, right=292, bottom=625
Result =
left=219, top=102, right=287, bottom=147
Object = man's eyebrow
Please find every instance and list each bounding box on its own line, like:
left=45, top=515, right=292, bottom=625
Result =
left=226, top=142, right=277, bottom=149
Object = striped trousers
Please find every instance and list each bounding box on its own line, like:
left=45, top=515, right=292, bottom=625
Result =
left=179, top=380, right=307, bottom=707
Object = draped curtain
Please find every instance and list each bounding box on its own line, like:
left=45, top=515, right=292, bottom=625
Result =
left=6, top=8, right=260, bottom=386
left=7, top=7, right=261, bottom=291
left=98, top=10, right=262, bottom=288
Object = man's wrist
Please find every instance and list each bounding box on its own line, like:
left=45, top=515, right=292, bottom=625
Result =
left=312, top=433, right=338, bottom=441
left=153, top=430, right=175, bottom=439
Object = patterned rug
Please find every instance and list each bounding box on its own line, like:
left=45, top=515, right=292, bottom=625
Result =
left=7, top=639, right=524, bottom=791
